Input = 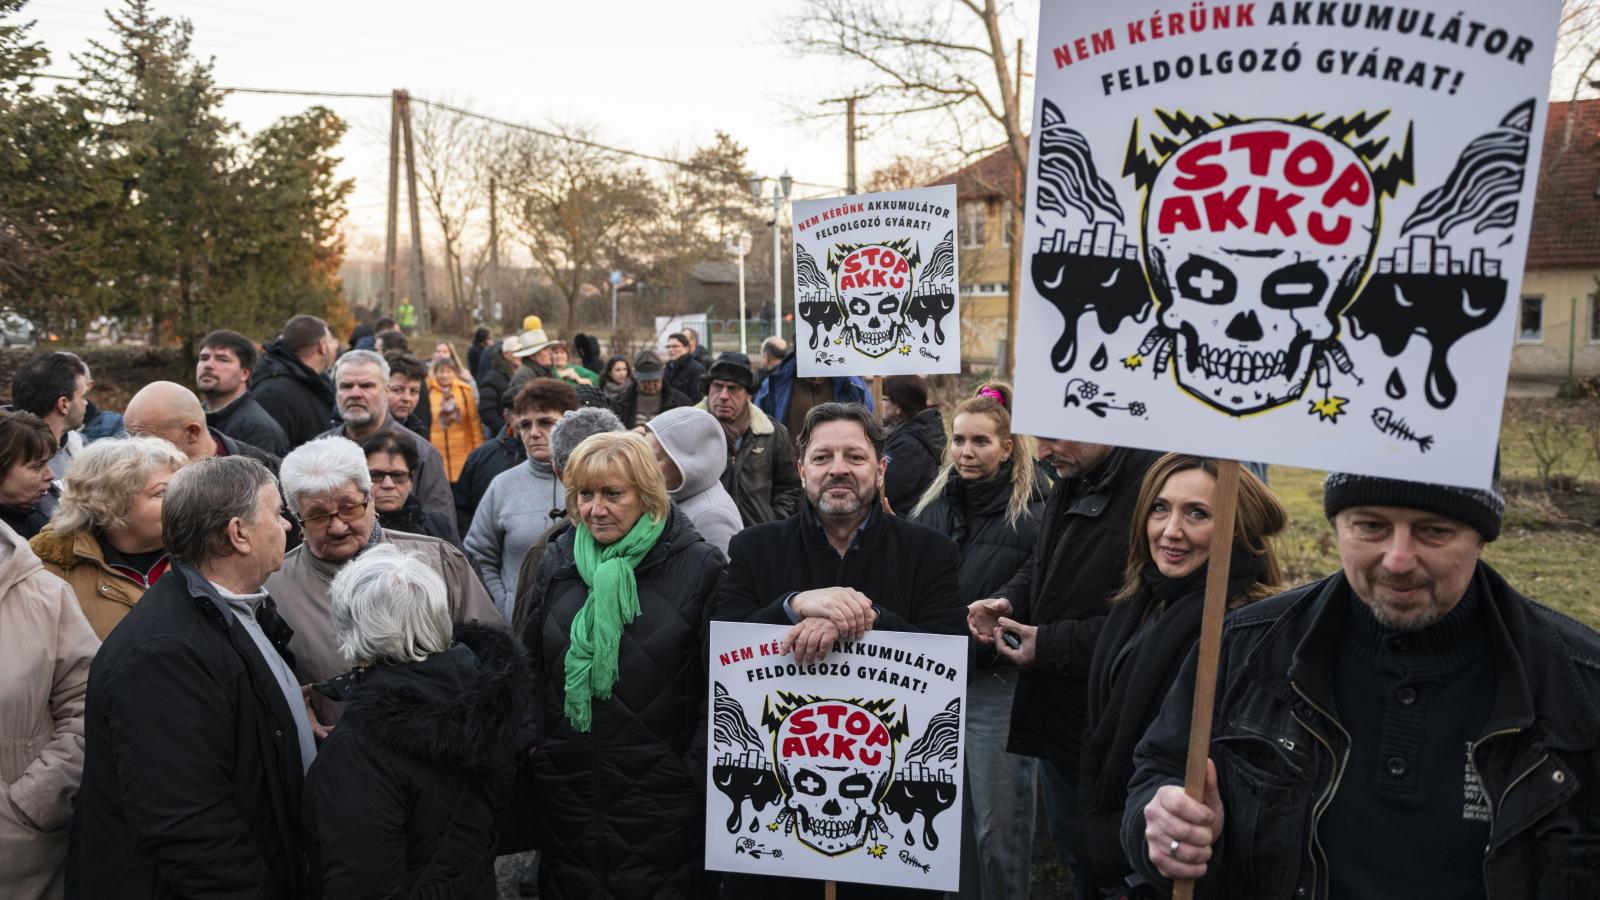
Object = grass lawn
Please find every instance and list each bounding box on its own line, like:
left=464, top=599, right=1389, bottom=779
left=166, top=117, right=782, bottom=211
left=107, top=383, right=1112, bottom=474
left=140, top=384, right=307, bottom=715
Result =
left=1268, top=397, right=1600, bottom=630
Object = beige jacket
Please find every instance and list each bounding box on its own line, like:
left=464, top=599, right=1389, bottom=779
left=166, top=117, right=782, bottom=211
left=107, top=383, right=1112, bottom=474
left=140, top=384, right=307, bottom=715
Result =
left=0, top=521, right=100, bottom=900
left=30, top=526, right=145, bottom=641
left=264, top=527, right=499, bottom=724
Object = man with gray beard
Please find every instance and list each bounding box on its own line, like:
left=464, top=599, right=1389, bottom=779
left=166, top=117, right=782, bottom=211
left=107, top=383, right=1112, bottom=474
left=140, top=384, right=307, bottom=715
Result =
left=1126, top=472, right=1600, bottom=900
left=710, top=402, right=964, bottom=900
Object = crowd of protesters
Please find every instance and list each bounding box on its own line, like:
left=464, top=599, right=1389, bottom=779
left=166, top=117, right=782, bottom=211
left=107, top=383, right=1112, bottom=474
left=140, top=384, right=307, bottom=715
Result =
left=0, top=308, right=1595, bottom=900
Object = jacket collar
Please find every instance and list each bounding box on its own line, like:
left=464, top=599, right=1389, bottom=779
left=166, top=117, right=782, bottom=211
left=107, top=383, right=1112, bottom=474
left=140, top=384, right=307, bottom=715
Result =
left=1260, top=563, right=1600, bottom=749
left=801, top=500, right=880, bottom=557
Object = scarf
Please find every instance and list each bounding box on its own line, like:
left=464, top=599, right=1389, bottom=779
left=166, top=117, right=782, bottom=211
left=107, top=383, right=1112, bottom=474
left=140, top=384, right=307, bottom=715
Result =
left=719, top=400, right=752, bottom=450
left=438, top=383, right=463, bottom=426
left=561, top=512, right=668, bottom=731
left=1073, top=542, right=1267, bottom=887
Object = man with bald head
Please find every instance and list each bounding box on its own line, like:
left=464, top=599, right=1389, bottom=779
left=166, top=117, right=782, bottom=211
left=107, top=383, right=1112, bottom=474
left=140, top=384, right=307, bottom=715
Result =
left=123, top=381, right=281, bottom=472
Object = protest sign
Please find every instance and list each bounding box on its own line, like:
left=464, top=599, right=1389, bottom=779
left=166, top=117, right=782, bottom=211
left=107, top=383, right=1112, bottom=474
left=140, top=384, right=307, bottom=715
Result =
left=704, top=621, right=966, bottom=891
left=1012, top=0, right=1564, bottom=489
left=792, top=185, right=961, bottom=377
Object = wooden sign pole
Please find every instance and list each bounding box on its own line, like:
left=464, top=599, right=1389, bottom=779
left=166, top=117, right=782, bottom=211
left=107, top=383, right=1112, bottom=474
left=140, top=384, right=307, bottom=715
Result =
left=825, top=880, right=837, bottom=900
left=1171, top=458, right=1241, bottom=900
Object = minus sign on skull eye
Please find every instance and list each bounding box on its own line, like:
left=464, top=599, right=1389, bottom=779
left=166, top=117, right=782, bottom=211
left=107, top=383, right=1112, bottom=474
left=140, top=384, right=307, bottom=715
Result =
left=1277, top=283, right=1316, bottom=296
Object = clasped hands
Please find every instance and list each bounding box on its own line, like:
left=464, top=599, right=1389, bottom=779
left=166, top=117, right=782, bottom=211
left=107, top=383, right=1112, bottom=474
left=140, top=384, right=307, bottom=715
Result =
left=966, top=597, right=1039, bottom=666
left=781, top=587, right=877, bottom=665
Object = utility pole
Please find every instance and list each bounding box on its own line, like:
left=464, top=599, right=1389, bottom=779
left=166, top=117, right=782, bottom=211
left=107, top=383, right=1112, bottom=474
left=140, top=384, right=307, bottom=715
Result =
left=398, top=90, right=430, bottom=332
left=1004, top=37, right=1025, bottom=378
left=383, top=91, right=400, bottom=314
left=824, top=95, right=865, bottom=194
left=488, top=175, right=500, bottom=329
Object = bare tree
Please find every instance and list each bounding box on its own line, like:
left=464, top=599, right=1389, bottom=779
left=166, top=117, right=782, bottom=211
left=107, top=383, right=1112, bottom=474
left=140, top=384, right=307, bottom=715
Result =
left=783, top=0, right=1030, bottom=359
left=501, top=126, right=658, bottom=337
left=412, top=99, right=491, bottom=320
left=866, top=152, right=959, bottom=193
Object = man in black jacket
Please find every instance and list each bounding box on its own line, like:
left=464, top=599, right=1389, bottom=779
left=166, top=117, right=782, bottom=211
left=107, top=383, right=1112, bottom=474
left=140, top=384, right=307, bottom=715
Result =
left=70, top=455, right=313, bottom=900
left=617, top=350, right=689, bottom=426
left=250, top=315, right=338, bottom=450
left=712, top=402, right=965, bottom=900
left=967, top=439, right=1159, bottom=888
left=196, top=329, right=289, bottom=456
left=700, top=351, right=801, bottom=527
left=1127, top=471, right=1600, bottom=900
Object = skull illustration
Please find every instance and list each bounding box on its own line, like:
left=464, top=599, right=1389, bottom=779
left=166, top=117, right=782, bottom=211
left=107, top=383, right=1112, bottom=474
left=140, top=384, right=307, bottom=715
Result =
left=773, top=701, right=895, bottom=855
left=1142, top=121, right=1377, bottom=414
left=831, top=243, right=915, bottom=357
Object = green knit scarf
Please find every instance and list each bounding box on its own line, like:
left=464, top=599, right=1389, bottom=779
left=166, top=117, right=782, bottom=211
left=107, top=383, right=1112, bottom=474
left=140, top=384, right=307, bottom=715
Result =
left=562, top=512, right=667, bottom=731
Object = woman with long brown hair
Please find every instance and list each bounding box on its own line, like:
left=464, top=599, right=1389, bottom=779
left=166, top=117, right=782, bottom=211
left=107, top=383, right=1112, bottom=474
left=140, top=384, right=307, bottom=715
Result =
left=910, top=382, right=1046, bottom=900
left=1073, top=454, right=1286, bottom=897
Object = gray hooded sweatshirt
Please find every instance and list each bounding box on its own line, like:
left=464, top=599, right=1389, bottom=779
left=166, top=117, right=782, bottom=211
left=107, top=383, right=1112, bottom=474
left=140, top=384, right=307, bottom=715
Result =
left=646, top=407, right=742, bottom=554
left=465, top=457, right=565, bottom=620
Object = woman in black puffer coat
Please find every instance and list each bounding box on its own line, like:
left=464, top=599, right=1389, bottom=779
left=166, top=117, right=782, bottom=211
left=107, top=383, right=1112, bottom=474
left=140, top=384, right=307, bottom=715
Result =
left=524, top=432, right=724, bottom=900
left=910, top=382, right=1048, bottom=900
left=304, top=546, right=533, bottom=900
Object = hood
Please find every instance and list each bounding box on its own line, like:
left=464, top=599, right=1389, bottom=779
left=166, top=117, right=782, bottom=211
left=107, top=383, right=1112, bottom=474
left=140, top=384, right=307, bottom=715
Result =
left=251, top=341, right=335, bottom=402
left=646, top=406, right=728, bottom=499
left=336, top=622, right=533, bottom=770
left=0, top=519, right=47, bottom=599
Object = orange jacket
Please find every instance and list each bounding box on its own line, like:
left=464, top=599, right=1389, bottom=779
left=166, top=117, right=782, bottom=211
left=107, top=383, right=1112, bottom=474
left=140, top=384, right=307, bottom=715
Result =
left=428, top=378, right=482, bottom=482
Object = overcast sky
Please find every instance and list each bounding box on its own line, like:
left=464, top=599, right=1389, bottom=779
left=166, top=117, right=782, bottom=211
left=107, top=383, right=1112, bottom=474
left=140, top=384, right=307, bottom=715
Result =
left=24, top=0, right=1040, bottom=255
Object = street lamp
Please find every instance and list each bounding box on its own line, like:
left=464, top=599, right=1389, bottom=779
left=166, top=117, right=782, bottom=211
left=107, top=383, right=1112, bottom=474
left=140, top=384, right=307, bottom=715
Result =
left=723, top=229, right=753, bottom=353
left=750, top=170, right=794, bottom=344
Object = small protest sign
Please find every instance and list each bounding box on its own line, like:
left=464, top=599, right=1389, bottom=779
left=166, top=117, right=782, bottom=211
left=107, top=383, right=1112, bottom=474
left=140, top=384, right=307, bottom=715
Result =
left=1012, top=0, right=1564, bottom=489
left=704, top=621, right=966, bottom=891
left=791, top=185, right=961, bottom=377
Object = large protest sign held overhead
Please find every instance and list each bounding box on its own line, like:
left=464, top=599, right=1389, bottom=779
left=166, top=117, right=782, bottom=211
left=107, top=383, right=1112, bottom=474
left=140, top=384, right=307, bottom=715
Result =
left=704, top=622, right=966, bottom=891
left=792, top=185, right=961, bottom=377
left=1011, top=0, right=1564, bottom=490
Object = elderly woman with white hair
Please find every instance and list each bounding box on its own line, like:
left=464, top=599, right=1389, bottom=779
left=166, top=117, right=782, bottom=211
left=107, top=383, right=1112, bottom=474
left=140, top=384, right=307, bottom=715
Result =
left=523, top=431, right=724, bottom=899
left=265, top=436, right=498, bottom=726
left=303, top=544, right=531, bottom=900
left=30, top=436, right=187, bottom=639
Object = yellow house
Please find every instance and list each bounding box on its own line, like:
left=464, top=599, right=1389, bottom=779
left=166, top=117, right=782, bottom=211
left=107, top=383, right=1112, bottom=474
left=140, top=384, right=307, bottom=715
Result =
left=935, top=102, right=1600, bottom=379
left=1516, top=98, right=1600, bottom=381
left=930, top=150, right=1019, bottom=368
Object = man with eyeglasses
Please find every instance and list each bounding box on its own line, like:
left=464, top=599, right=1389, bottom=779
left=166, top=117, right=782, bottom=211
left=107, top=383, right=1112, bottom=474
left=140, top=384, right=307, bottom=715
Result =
left=265, top=436, right=497, bottom=727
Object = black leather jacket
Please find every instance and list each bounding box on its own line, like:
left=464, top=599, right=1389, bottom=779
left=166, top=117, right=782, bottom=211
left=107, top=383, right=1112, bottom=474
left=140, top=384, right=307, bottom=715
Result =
left=1123, top=563, right=1600, bottom=899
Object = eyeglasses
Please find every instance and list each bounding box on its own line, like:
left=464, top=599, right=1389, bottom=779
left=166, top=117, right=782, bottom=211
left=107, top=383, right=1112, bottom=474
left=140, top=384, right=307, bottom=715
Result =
left=368, top=469, right=413, bottom=486
left=297, top=497, right=371, bottom=530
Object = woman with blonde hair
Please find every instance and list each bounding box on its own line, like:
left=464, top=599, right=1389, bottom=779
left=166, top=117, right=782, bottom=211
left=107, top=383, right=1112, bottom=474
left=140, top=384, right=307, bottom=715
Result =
left=30, top=436, right=187, bottom=638
left=909, top=381, right=1046, bottom=899
left=1073, top=454, right=1286, bottom=896
left=428, top=356, right=483, bottom=483
left=523, top=431, right=724, bottom=898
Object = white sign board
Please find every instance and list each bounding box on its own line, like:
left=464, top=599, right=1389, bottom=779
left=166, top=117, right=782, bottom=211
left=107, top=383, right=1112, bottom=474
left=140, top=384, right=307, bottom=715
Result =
left=705, top=622, right=966, bottom=891
left=792, top=185, right=961, bottom=377
left=1012, top=0, right=1562, bottom=490
left=654, top=314, right=709, bottom=354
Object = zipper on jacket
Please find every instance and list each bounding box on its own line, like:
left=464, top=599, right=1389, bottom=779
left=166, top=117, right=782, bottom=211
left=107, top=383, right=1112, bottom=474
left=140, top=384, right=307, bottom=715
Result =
left=1291, top=683, right=1352, bottom=900
left=1467, top=727, right=1527, bottom=900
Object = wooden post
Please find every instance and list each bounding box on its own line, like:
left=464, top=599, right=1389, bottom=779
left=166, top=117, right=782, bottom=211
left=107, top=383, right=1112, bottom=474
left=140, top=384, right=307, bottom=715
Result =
left=383, top=91, right=400, bottom=314
left=824, top=880, right=836, bottom=900
left=398, top=90, right=430, bottom=332
left=1004, top=37, right=1024, bottom=378
left=488, top=175, right=500, bottom=329
left=845, top=97, right=857, bottom=195
left=1171, top=458, right=1242, bottom=900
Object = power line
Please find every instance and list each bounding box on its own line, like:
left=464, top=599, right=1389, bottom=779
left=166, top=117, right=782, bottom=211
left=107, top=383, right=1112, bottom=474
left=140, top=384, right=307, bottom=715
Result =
left=24, top=73, right=846, bottom=193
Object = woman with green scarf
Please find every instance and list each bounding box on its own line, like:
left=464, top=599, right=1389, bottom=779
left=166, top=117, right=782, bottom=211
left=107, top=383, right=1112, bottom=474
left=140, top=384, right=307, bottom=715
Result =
left=523, top=431, right=726, bottom=899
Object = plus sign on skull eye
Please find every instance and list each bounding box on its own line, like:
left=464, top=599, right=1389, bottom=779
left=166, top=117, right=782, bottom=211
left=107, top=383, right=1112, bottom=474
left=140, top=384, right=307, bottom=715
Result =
left=1190, top=269, right=1226, bottom=299
left=799, top=773, right=821, bottom=791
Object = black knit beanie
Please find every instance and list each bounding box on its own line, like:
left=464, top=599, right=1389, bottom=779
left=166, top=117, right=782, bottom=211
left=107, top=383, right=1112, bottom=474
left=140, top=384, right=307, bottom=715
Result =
left=1323, top=471, right=1504, bottom=542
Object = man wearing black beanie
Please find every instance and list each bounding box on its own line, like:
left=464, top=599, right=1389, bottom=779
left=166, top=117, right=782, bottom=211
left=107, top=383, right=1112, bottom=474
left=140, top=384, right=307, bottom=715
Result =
left=1122, top=471, right=1600, bottom=900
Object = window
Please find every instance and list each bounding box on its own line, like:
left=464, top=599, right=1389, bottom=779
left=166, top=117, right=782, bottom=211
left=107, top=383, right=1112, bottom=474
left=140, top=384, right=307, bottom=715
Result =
left=960, top=201, right=986, bottom=248
left=1518, top=296, right=1543, bottom=343
left=1590, top=294, right=1600, bottom=343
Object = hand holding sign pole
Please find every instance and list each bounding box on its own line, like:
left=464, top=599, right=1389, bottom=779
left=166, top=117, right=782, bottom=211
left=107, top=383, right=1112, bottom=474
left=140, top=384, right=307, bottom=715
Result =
left=1172, top=459, right=1240, bottom=900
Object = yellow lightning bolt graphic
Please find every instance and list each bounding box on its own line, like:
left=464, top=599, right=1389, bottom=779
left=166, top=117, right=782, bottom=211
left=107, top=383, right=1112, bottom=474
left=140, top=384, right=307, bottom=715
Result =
left=867, top=844, right=888, bottom=858
left=1122, top=353, right=1143, bottom=370
left=766, top=821, right=779, bottom=831
left=898, top=345, right=911, bottom=355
